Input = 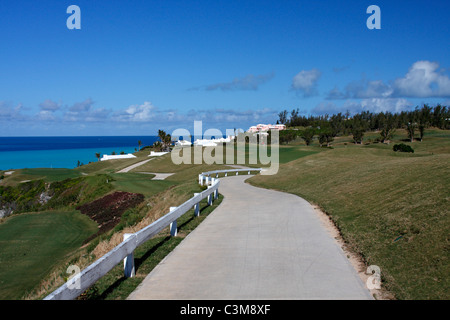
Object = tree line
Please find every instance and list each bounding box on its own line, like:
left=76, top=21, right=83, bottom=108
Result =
left=276, top=104, right=449, bottom=146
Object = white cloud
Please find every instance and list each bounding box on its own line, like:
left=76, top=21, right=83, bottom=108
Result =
left=393, top=60, right=450, bottom=98
left=327, top=60, right=450, bottom=100
left=69, top=98, right=94, bottom=112
left=192, top=73, right=275, bottom=91
left=360, top=98, right=413, bottom=113
left=291, top=68, right=321, bottom=97
left=39, top=99, right=61, bottom=112
left=64, top=98, right=111, bottom=122
left=37, top=110, right=56, bottom=121
left=312, top=98, right=413, bottom=116
left=114, top=101, right=156, bottom=122
left=0, top=102, right=26, bottom=121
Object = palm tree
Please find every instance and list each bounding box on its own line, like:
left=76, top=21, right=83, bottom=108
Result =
left=95, top=152, right=101, bottom=161
left=158, top=129, right=172, bottom=151
left=138, top=140, right=142, bottom=151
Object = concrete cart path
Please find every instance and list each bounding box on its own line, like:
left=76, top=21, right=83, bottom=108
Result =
left=127, top=175, right=372, bottom=300
left=135, top=172, right=175, bottom=180
left=117, top=159, right=153, bottom=173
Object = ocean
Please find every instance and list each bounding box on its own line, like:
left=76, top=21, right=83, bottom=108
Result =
left=0, top=136, right=159, bottom=170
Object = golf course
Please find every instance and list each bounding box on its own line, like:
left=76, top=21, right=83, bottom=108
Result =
left=0, top=128, right=448, bottom=300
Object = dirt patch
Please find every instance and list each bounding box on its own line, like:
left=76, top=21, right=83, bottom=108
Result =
left=311, top=204, right=395, bottom=300
left=77, top=191, right=145, bottom=243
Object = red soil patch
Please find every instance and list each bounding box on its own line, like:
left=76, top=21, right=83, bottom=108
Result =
left=77, top=191, right=144, bottom=242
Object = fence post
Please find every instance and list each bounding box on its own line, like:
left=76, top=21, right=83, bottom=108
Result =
left=207, top=184, right=213, bottom=206
left=169, top=207, right=178, bottom=237
left=225, top=172, right=227, bottom=177
left=248, top=170, right=250, bottom=175
left=123, top=233, right=135, bottom=278
left=193, top=193, right=200, bottom=217
left=236, top=171, right=238, bottom=175
left=211, top=178, right=218, bottom=200
left=199, top=174, right=203, bottom=186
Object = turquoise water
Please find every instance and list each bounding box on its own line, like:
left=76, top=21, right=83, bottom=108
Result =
left=0, top=136, right=158, bottom=170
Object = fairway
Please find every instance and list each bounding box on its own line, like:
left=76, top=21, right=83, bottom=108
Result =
left=249, top=131, right=450, bottom=299
left=110, top=173, right=176, bottom=197
left=20, top=168, right=83, bottom=182
left=0, top=211, right=97, bottom=299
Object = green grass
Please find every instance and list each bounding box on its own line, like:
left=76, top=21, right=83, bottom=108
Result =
left=249, top=129, right=450, bottom=300
left=0, top=168, right=82, bottom=186
left=277, top=146, right=321, bottom=164
left=79, top=195, right=224, bottom=300
left=20, top=168, right=83, bottom=182
left=0, top=146, right=233, bottom=300
left=109, top=173, right=176, bottom=197
left=0, top=210, right=97, bottom=299
left=4, top=128, right=448, bottom=300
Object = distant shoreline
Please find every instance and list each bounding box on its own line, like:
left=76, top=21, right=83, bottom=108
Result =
left=0, top=136, right=158, bottom=171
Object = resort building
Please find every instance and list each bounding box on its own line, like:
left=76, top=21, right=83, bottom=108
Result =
left=175, top=140, right=192, bottom=147
left=101, top=154, right=136, bottom=161
left=247, top=124, right=286, bottom=133
left=193, top=136, right=235, bottom=147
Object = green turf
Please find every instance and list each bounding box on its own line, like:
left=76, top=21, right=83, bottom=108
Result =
left=109, top=173, right=176, bottom=197
left=20, top=168, right=83, bottom=182
left=79, top=195, right=224, bottom=300
left=0, top=210, right=97, bottom=299
left=249, top=129, right=450, bottom=300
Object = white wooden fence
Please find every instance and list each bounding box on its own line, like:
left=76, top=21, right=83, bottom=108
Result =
left=44, top=168, right=261, bottom=300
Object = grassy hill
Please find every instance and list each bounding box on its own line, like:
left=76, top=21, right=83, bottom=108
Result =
left=249, top=128, right=450, bottom=300
left=0, top=130, right=448, bottom=300
left=0, top=210, right=97, bottom=299
left=0, top=149, right=232, bottom=299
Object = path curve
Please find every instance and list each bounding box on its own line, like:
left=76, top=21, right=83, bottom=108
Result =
left=128, top=175, right=372, bottom=300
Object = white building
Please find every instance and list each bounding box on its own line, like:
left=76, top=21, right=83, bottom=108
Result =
left=193, top=136, right=235, bottom=147
left=175, top=140, right=192, bottom=147
left=101, top=154, right=137, bottom=161
left=248, top=124, right=286, bottom=133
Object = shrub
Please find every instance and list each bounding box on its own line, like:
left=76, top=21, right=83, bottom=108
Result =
left=393, top=143, right=414, bottom=153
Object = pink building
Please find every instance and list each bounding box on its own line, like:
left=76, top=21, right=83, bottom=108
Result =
left=248, top=124, right=286, bottom=133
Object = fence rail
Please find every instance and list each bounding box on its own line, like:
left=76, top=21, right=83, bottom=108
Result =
left=44, top=168, right=261, bottom=300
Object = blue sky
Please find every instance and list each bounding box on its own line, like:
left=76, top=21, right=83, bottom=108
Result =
left=1, top=0, right=449, bottom=136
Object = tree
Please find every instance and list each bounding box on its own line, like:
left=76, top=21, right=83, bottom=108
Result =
left=318, top=131, right=334, bottom=147
left=158, top=129, right=172, bottom=151
left=351, top=116, right=365, bottom=144
left=279, top=130, right=297, bottom=145
left=330, top=113, right=344, bottom=137
left=278, top=110, right=288, bottom=125
left=379, top=113, right=396, bottom=143
left=417, top=104, right=432, bottom=142
left=301, top=128, right=315, bottom=146
left=95, top=152, right=101, bottom=161
left=152, top=141, right=162, bottom=152
left=406, top=122, right=416, bottom=143
left=138, top=140, right=142, bottom=151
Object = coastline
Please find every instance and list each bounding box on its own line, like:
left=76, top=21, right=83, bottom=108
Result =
left=0, top=136, right=158, bottom=171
